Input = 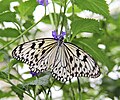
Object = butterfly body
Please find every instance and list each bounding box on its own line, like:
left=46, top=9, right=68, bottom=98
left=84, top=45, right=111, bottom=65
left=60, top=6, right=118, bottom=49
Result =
left=12, top=32, right=100, bottom=82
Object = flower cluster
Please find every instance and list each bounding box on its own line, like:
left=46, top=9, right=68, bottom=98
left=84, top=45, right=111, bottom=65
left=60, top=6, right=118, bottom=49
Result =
left=52, top=30, right=66, bottom=40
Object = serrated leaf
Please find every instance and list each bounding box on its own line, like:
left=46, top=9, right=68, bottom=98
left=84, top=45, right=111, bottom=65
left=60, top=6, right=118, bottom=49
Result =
left=74, top=0, right=110, bottom=18
left=18, top=0, right=37, bottom=18
left=73, top=38, right=114, bottom=71
left=71, top=17, right=100, bottom=39
left=0, top=12, right=16, bottom=23
left=0, top=28, right=20, bottom=37
left=0, top=0, right=21, bottom=13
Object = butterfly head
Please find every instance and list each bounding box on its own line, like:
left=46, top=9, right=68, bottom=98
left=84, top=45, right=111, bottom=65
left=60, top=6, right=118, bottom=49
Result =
left=52, top=30, right=66, bottom=41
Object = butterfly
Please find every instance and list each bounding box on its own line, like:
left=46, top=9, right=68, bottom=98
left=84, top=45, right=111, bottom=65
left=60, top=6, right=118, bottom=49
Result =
left=12, top=31, right=100, bottom=82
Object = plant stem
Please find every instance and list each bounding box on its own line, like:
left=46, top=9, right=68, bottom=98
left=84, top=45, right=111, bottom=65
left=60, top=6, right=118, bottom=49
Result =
left=52, top=1, right=58, bottom=30
left=69, top=80, right=75, bottom=100
left=77, top=77, right=82, bottom=100
left=60, top=0, right=67, bottom=34
left=0, top=19, right=41, bottom=51
left=1, top=72, right=34, bottom=99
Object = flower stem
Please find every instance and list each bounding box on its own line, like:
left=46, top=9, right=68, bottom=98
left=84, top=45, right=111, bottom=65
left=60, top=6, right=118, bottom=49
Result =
left=52, top=1, right=58, bottom=31
left=60, top=0, right=67, bottom=34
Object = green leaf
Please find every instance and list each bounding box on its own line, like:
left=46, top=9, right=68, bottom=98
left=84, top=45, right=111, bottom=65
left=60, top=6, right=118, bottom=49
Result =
left=11, top=84, right=24, bottom=100
left=52, top=0, right=67, bottom=6
left=74, top=0, right=110, bottom=18
left=40, top=15, right=51, bottom=24
left=0, top=71, right=22, bottom=81
left=73, top=38, right=114, bottom=71
left=23, top=20, right=33, bottom=29
left=0, top=0, right=21, bottom=13
left=24, top=74, right=51, bottom=86
left=0, top=52, right=4, bottom=62
left=40, top=13, right=59, bottom=24
left=67, top=5, right=81, bottom=13
left=0, top=0, right=10, bottom=13
left=0, top=12, right=16, bottom=23
left=8, top=59, right=20, bottom=68
left=18, top=0, right=37, bottom=18
left=0, top=28, right=20, bottom=37
left=71, top=17, right=100, bottom=39
left=102, top=77, right=120, bottom=98
left=0, top=38, right=9, bottom=45
left=0, top=50, right=9, bottom=63
left=0, top=71, right=10, bottom=79
left=0, top=90, right=14, bottom=99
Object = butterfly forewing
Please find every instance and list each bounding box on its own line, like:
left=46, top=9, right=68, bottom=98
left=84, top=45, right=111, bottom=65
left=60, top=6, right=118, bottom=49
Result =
left=12, top=38, right=57, bottom=73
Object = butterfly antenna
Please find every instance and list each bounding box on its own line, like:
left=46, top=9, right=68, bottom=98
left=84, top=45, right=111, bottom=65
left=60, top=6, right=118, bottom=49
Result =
left=77, top=77, right=82, bottom=100
left=69, top=79, right=75, bottom=100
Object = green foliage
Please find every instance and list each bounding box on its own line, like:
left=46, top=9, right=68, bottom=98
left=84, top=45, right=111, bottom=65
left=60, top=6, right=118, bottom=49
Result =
left=0, top=12, right=17, bottom=23
left=67, top=5, right=81, bottom=13
left=100, top=77, right=120, bottom=99
left=0, top=90, right=14, bottom=99
left=0, top=28, right=20, bottom=37
left=11, top=84, right=24, bottom=100
left=0, top=0, right=13, bottom=13
left=0, top=0, right=120, bottom=100
left=74, top=0, right=110, bottom=18
left=17, top=0, right=37, bottom=19
left=71, top=17, right=100, bottom=39
left=0, top=71, right=21, bottom=81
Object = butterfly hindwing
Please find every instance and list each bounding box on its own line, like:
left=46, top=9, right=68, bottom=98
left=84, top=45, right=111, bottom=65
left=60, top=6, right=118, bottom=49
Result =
left=51, top=45, right=72, bottom=82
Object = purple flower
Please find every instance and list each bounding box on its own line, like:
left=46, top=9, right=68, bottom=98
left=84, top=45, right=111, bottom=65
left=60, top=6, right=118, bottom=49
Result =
left=30, top=71, right=38, bottom=77
left=61, top=31, right=66, bottom=37
left=37, top=0, right=48, bottom=6
left=52, top=30, right=58, bottom=40
left=52, top=31, right=66, bottom=40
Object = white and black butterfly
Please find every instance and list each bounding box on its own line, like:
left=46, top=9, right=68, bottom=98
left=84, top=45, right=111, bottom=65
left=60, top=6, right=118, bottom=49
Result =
left=12, top=31, right=100, bottom=82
